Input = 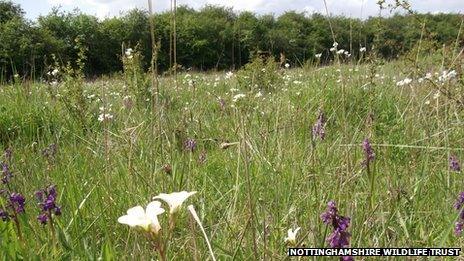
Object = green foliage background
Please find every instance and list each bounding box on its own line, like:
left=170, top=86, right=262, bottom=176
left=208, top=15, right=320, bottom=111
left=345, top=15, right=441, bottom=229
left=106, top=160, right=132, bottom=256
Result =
left=0, top=0, right=462, bottom=80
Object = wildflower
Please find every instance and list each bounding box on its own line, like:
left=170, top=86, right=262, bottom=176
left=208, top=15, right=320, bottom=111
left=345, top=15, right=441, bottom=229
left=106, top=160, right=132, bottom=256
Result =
left=123, top=95, right=133, bottom=110
left=396, top=78, right=412, bottom=86
left=51, top=69, right=59, bottom=76
left=184, top=138, right=197, bottom=152
left=118, top=201, right=165, bottom=234
left=360, top=47, right=366, bottom=52
left=315, top=53, right=322, bottom=58
left=455, top=221, right=464, bottom=236
left=198, top=150, right=207, bottom=164
left=321, top=201, right=351, bottom=249
left=449, top=155, right=461, bottom=172
left=225, top=71, right=234, bottom=79
left=284, top=227, right=300, bottom=245
left=285, top=63, right=290, bottom=69
left=333, top=42, right=339, bottom=48
left=1, top=162, right=12, bottom=184
left=98, top=113, right=114, bottom=122
left=454, top=192, right=464, bottom=210
left=454, top=192, right=464, bottom=236
left=438, top=70, right=457, bottom=82
left=4, top=148, right=12, bottom=162
left=37, top=213, right=48, bottom=224
left=0, top=208, right=8, bottom=221
left=10, top=193, right=26, bottom=214
left=255, top=91, right=263, bottom=98
left=336, top=49, right=345, bottom=55
left=362, top=138, right=375, bottom=166
left=153, top=191, right=197, bottom=214
left=125, top=48, right=133, bottom=57
left=218, top=98, right=226, bottom=110
left=433, top=92, right=440, bottom=99
left=42, top=144, right=57, bottom=162
left=232, top=93, right=246, bottom=102
left=35, top=185, right=62, bottom=225
left=312, top=110, right=326, bottom=140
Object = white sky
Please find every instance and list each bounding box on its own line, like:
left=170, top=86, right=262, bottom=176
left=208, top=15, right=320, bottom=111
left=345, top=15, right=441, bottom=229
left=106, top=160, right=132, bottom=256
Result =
left=13, top=0, right=464, bottom=20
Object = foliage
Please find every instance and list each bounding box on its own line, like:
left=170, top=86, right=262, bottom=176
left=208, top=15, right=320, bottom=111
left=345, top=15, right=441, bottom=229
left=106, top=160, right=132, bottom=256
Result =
left=0, top=1, right=463, bottom=80
left=236, top=55, right=282, bottom=91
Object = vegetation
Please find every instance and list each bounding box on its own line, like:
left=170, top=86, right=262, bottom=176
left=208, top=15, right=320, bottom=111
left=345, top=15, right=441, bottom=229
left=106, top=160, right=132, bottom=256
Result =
left=0, top=0, right=463, bottom=80
left=1, top=0, right=464, bottom=260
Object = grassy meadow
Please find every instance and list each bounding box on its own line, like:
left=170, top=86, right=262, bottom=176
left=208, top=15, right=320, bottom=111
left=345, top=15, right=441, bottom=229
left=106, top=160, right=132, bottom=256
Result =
left=0, top=52, right=463, bottom=260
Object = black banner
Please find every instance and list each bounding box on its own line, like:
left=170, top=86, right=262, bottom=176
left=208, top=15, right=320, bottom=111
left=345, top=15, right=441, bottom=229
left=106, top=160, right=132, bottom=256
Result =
left=288, top=248, right=461, bottom=257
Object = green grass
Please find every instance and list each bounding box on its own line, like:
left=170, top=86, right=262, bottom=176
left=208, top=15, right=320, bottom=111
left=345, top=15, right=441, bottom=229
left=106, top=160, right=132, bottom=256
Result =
left=0, top=58, right=463, bottom=260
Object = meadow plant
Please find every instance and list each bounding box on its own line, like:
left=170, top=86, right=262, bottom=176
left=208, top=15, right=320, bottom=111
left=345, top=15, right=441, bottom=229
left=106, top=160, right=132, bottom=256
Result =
left=118, top=191, right=197, bottom=260
left=35, top=185, right=61, bottom=226
left=321, top=201, right=352, bottom=260
left=122, top=46, right=151, bottom=107
left=236, top=55, right=283, bottom=91
left=284, top=227, right=300, bottom=246
left=453, top=192, right=464, bottom=236
left=449, top=155, right=461, bottom=172
left=54, top=37, right=92, bottom=131
left=312, top=110, right=326, bottom=141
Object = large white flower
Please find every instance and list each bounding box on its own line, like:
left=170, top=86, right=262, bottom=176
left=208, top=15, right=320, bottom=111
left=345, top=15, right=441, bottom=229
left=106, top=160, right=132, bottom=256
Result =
left=118, top=201, right=165, bottom=233
left=153, top=191, right=197, bottom=214
left=284, top=227, right=300, bottom=245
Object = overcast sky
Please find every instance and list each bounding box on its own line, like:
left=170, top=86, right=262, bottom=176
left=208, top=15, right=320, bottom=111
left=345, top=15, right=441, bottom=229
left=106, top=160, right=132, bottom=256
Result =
left=13, top=0, right=464, bottom=20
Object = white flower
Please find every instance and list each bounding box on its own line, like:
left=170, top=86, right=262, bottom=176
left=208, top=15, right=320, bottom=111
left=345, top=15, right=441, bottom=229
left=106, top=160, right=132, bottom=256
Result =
left=285, top=63, right=290, bottom=69
left=332, top=42, right=338, bottom=47
left=153, top=191, right=197, bottom=214
left=125, top=48, right=133, bottom=57
left=336, top=49, right=345, bottom=54
left=232, top=93, right=246, bottom=102
left=329, top=47, right=336, bottom=52
left=438, top=70, right=457, bottom=82
left=433, top=91, right=440, bottom=99
left=118, top=201, right=165, bottom=233
left=425, top=72, right=432, bottom=79
left=315, top=53, right=322, bottom=58
left=225, top=71, right=234, bottom=79
left=396, top=78, right=412, bottom=87
left=360, top=47, right=366, bottom=52
left=98, top=113, right=113, bottom=122
left=51, top=69, right=59, bottom=76
left=284, top=227, right=300, bottom=245
left=255, top=91, right=262, bottom=98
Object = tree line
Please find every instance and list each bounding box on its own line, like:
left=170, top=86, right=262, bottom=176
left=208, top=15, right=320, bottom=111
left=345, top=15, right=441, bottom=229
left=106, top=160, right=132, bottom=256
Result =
left=0, top=0, right=462, bottom=80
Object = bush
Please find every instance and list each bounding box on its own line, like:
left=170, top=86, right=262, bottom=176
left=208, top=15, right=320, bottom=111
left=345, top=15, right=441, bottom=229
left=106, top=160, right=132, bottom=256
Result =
left=236, top=55, right=283, bottom=91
